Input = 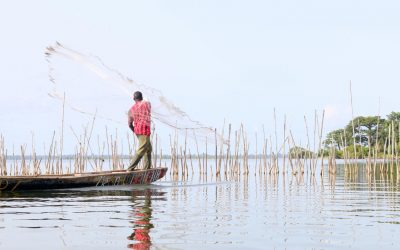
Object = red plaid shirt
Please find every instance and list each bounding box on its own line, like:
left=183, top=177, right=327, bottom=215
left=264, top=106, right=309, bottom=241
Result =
left=129, top=101, right=151, bottom=136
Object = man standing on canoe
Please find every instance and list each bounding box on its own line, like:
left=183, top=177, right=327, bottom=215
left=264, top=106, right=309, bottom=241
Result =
left=127, top=91, right=152, bottom=171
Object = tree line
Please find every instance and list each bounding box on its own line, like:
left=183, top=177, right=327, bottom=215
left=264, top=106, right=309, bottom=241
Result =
left=323, top=112, right=400, bottom=158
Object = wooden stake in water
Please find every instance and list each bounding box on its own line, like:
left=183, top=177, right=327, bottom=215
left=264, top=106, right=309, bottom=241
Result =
left=349, top=81, right=357, bottom=167
left=391, top=121, right=395, bottom=174
left=205, top=137, right=208, bottom=176
left=373, top=98, right=381, bottom=172
left=154, top=134, right=158, bottom=171
left=0, top=135, right=6, bottom=176
left=255, top=132, right=258, bottom=176
left=215, top=128, right=218, bottom=176
left=282, top=115, right=287, bottom=175
left=217, top=123, right=225, bottom=176
left=224, top=124, right=232, bottom=177
left=274, top=108, right=279, bottom=170
left=191, top=131, right=200, bottom=174
left=60, top=92, right=66, bottom=172
left=397, top=121, right=400, bottom=176
left=20, top=145, right=27, bottom=175
left=304, top=116, right=311, bottom=174
left=318, top=110, right=325, bottom=176
left=189, top=148, right=194, bottom=176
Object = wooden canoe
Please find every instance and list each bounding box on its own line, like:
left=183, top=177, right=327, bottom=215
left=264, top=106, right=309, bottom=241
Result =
left=0, top=167, right=168, bottom=192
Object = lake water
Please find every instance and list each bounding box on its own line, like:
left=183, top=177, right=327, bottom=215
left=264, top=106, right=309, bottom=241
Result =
left=1, top=161, right=400, bottom=249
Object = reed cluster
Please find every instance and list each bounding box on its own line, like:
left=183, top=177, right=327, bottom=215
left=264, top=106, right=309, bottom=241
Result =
left=0, top=134, right=7, bottom=176
left=165, top=109, right=327, bottom=179
left=322, top=84, right=400, bottom=177
left=1, top=87, right=398, bottom=179
left=0, top=111, right=326, bottom=178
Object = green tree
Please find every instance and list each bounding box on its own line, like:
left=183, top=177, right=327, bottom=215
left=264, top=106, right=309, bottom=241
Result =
left=345, top=116, right=384, bottom=147
left=345, top=145, right=369, bottom=159
left=289, top=146, right=313, bottom=159
left=324, top=129, right=345, bottom=150
left=385, top=112, right=400, bottom=143
left=387, top=112, right=400, bottom=121
left=324, top=112, right=400, bottom=154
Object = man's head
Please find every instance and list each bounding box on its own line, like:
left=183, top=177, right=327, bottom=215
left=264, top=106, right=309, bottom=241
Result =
left=133, top=91, right=143, bottom=102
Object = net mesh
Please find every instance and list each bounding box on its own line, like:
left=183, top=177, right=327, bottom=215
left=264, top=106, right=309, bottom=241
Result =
left=45, top=42, right=227, bottom=145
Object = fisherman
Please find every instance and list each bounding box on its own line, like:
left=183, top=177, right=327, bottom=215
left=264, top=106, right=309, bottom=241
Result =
left=127, top=91, right=152, bottom=171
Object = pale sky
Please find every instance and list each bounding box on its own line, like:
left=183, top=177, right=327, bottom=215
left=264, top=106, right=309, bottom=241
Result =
left=1, top=0, right=400, bottom=154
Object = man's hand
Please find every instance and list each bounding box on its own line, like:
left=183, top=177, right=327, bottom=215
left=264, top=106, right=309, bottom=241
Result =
left=129, top=124, right=135, bottom=133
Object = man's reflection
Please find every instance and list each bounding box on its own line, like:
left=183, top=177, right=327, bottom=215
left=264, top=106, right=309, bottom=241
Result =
left=127, top=189, right=165, bottom=250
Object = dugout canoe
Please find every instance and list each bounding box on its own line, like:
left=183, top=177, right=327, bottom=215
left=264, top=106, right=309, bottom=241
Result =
left=0, top=167, right=168, bottom=192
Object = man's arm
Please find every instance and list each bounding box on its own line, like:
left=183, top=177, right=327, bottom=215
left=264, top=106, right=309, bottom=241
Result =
left=147, top=101, right=151, bottom=118
left=128, top=110, right=135, bottom=133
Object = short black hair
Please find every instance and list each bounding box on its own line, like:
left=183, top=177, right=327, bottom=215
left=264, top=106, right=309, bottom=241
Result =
left=133, top=91, right=143, bottom=101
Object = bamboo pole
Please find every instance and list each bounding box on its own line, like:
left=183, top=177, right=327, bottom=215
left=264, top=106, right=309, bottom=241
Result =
left=217, top=125, right=225, bottom=176
left=0, top=135, right=6, bottom=176
left=20, top=145, right=27, bottom=175
left=154, top=134, right=158, bottom=171
left=60, top=92, right=66, bottom=172
left=255, top=132, right=258, bottom=176
left=388, top=125, right=392, bottom=174
left=235, top=129, right=241, bottom=175
left=169, top=134, right=175, bottom=174
left=193, top=131, right=202, bottom=175
left=31, top=133, right=40, bottom=175
left=374, top=102, right=381, bottom=172
left=381, top=138, right=388, bottom=173
left=241, top=125, right=249, bottom=175
left=215, top=128, right=218, bottom=176
left=367, top=135, right=371, bottom=174
left=304, top=116, right=311, bottom=174
left=106, top=127, right=111, bottom=169
left=13, top=145, right=17, bottom=176
left=349, top=81, right=357, bottom=168
left=262, top=126, right=267, bottom=175
left=205, top=137, right=208, bottom=176
left=180, top=146, right=185, bottom=176
left=258, top=135, right=263, bottom=176
left=397, top=121, right=400, bottom=176
left=45, top=132, right=56, bottom=174
left=355, top=119, right=363, bottom=162
left=289, top=131, right=298, bottom=175
left=269, top=135, right=273, bottom=174
left=263, top=138, right=268, bottom=175
left=224, top=124, right=232, bottom=177
left=318, top=110, right=325, bottom=176
left=273, top=108, right=279, bottom=170
left=282, top=115, right=287, bottom=175
left=184, top=131, right=188, bottom=177
left=287, top=136, right=295, bottom=175
left=312, top=111, right=317, bottom=173
left=175, top=130, right=179, bottom=174
left=189, top=148, right=194, bottom=176
left=391, top=121, right=395, bottom=174
left=231, top=131, right=236, bottom=175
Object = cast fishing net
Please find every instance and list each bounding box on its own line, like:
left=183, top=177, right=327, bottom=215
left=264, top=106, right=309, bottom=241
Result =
left=45, top=42, right=226, bottom=145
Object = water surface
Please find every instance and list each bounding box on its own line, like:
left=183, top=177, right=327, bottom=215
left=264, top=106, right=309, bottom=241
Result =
left=1, top=162, right=400, bottom=249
